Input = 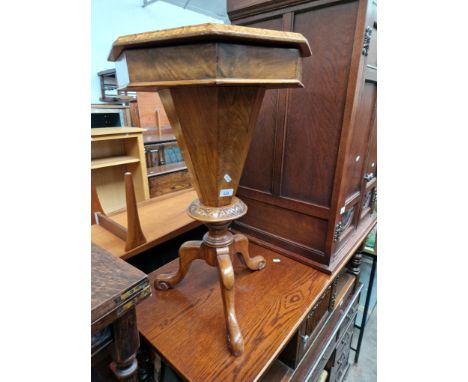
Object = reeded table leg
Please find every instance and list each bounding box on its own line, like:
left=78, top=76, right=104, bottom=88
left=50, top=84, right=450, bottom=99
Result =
left=154, top=241, right=203, bottom=290
left=216, top=247, right=244, bottom=356
left=233, top=234, right=266, bottom=271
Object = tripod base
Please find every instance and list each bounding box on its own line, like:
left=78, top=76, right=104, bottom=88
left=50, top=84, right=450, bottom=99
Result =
left=154, top=227, right=265, bottom=356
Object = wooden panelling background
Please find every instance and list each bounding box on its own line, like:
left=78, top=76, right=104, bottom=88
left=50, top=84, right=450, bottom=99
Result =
left=135, top=92, right=170, bottom=128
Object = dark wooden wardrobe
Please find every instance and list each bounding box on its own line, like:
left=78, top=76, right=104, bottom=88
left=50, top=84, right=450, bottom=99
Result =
left=228, top=0, right=377, bottom=273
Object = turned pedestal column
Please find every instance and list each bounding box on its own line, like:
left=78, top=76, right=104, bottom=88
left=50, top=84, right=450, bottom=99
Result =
left=109, top=23, right=311, bottom=356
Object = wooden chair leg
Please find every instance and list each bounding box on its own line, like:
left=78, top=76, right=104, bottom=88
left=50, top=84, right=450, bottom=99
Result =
left=91, top=175, right=105, bottom=225
left=233, top=234, right=266, bottom=271
left=216, top=247, right=244, bottom=356
left=154, top=241, right=203, bottom=290
left=125, top=172, right=147, bottom=251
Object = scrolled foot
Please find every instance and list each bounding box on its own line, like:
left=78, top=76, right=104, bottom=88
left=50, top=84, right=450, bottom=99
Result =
left=227, top=331, right=244, bottom=357
left=154, top=241, right=203, bottom=290
left=233, top=234, right=266, bottom=271
left=154, top=279, right=171, bottom=291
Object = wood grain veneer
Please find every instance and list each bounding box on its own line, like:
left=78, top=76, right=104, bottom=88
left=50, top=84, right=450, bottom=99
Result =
left=137, top=242, right=331, bottom=381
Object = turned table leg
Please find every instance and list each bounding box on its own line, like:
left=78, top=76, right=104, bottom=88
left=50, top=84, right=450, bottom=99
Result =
left=111, top=308, right=139, bottom=382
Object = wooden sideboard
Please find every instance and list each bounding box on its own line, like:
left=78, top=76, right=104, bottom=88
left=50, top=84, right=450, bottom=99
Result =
left=135, top=239, right=365, bottom=382
left=228, top=0, right=378, bottom=274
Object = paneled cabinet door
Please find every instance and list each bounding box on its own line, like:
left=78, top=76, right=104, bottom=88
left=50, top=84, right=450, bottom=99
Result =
left=358, top=0, right=377, bottom=224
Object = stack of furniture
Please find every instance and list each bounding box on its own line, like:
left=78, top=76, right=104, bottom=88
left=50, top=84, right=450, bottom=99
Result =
left=97, top=69, right=136, bottom=103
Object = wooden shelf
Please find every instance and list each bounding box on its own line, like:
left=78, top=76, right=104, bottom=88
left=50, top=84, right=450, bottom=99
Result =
left=91, top=127, right=149, bottom=214
left=147, top=162, right=187, bottom=177
left=91, top=155, right=140, bottom=170
left=91, top=127, right=146, bottom=137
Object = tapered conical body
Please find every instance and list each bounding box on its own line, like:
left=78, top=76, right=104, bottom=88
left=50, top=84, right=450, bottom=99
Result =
left=159, top=86, right=265, bottom=207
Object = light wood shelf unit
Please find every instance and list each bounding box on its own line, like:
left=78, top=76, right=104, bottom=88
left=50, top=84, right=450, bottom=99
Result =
left=91, top=127, right=149, bottom=214
left=91, top=155, right=140, bottom=170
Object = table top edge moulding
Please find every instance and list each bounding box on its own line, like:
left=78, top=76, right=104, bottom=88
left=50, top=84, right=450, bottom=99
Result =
left=109, top=23, right=311, bottom=92
left=108, top=23, right=312, bottom=61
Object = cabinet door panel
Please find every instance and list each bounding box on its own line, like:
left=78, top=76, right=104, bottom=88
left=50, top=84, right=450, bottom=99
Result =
left=239, top=17, right=284, bottom=194
left=343, top=81, right=376, bottom=202
left=281, top=2, right=359, bottom=207
left=364, top=115, right=377, bottom=182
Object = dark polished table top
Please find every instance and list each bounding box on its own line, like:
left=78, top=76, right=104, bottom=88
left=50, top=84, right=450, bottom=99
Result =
left=91, top=243, right=151, bottom=333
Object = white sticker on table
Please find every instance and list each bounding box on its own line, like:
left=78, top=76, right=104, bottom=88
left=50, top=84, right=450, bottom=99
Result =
left=219, top=188, right=234, bottom=197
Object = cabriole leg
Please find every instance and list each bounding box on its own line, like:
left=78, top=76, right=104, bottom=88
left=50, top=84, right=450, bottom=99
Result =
left=154, top=241, right=203, bottom=290
left=216, top=247, right=244, bottom=356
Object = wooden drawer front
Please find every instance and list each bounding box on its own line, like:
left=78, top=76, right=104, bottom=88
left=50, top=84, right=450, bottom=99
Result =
left=336, top=319, right=354, bottom=361
left=279, top=280, right=336, bottom=368
left=360, top=185, right=376, bottom=222
left=148, top=170, right=193, bottom=198
left=308, top=334, right=336, bottom=382
left=305, top=285, right=333, bottom=338
left=298, top=283, right=335, bottom=361
left=337, top=292, right=359, bottom=340
left=328, top=322, right=354, bottom=382
left=334, top=354, right=350, bottom=382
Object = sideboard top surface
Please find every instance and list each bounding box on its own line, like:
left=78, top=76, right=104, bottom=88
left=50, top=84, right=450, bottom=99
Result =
left=108, top=23, right=311, bottom=61
left=137, top=242, right=332, bottom=382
